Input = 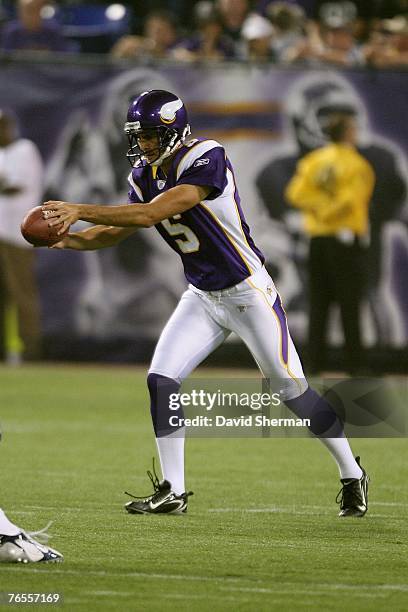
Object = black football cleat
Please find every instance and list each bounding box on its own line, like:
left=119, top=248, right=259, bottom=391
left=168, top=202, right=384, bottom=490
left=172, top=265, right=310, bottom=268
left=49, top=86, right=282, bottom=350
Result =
left=336, top=456, right=369, bottom=517
left=125, top=459, right=193, bottom=515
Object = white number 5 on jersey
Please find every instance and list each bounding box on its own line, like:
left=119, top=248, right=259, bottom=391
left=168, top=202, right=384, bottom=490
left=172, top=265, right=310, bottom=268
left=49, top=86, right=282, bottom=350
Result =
left=161, top=215, right=200, bottom=253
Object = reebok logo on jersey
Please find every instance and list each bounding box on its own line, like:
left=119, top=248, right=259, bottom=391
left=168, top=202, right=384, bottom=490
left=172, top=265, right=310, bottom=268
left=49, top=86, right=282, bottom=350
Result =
left=194, top=158, right=210, bottom=167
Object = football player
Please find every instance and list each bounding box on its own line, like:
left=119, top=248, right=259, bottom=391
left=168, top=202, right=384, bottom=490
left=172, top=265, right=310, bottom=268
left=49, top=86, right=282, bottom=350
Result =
left=0, top=508, right=63, bottom=563
left=42, top=90, right=369, bottom=517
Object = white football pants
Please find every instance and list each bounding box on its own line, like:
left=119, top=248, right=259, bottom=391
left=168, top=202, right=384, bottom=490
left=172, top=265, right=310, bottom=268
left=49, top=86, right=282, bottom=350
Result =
left=149, top=267, right=307, bottom=400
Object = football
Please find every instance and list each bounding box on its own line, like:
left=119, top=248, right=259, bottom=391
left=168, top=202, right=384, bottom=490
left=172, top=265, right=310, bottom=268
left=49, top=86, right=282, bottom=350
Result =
left=21, top=206, right=68, bottom=247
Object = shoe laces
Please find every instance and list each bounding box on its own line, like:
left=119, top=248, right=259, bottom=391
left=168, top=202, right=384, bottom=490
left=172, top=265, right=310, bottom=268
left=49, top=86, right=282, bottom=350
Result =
left=146, top=457, right=161, bottom=492
left=336, top=479, right=362, bottom=509
left=125, top=458, right=194, bottom=503
left=125, top=457, right=164, bottom=503
left=24, top=520, right=54, bottom=544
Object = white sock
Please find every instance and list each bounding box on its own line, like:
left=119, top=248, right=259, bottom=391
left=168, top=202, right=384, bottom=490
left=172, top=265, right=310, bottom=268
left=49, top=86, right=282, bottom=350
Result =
left=319, top=437, right=363, bottom=480
left=0, top=508, right=21, bottom=536
left=155, top=427, right=185, bottom=495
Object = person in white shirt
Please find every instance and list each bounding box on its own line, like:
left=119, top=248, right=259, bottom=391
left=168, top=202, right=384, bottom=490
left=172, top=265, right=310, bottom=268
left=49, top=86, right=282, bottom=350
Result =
left=0, top=109, right=44, bottom=361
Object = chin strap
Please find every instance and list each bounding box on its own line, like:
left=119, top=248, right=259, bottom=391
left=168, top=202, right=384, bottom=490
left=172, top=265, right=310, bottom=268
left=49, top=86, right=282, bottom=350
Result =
left=149, top=125, right=191, bottom=167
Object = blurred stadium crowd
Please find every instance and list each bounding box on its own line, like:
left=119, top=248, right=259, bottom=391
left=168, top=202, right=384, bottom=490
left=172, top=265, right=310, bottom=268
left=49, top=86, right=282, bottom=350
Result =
left=0, top=0, right=407, bottom=67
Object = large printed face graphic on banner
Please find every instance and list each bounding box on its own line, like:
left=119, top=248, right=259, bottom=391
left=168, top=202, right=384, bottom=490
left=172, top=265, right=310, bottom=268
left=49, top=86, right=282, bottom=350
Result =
left=255, top=70, right=408, bottom=347
left=285, top=73, right=367, bottom=152
left=6, top=62, right=404, bottom=356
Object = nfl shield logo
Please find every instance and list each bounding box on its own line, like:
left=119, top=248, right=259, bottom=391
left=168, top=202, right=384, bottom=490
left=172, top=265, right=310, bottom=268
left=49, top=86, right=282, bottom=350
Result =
left=157, top=180, right=166, bottom=190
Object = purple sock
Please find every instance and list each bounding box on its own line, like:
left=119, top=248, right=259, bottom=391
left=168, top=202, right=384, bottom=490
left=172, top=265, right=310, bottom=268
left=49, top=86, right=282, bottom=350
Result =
left=285, top=387, right=344, bottom=437
left=147, top=373, right=184, bottom=437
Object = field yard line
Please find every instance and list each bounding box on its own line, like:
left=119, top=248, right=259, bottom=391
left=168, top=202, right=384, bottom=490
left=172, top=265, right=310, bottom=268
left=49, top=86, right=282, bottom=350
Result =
left=15, top=504, right=120, bottom=511
left=372, top=502, right=408, bottom=507
left=220, top=586, right=384, bottom=599
left=10, top=504, right=90, bottom=512
left=209, top=507, right=331, bottom=515
left=367, top=514, right=407, bottom=518
left=209, top=507, right=280, bottom=513
left=209, top=507, right=279, bottom=512
left=2, top=567, right=408, bottom=593
left=0, top=568, right=253, bottom=583
left=209, top=505, right=407, bottom=517
left=259, top=583, right=408, bottom=593
left=87, top=591, right=245, bottom=602
left=4, top=424, right=138, bottom=434
left=11, top=502, right=408, bottom=515
left=209, top=504, right=335, bottom=511
left=87, top=591, right=137, bottom=597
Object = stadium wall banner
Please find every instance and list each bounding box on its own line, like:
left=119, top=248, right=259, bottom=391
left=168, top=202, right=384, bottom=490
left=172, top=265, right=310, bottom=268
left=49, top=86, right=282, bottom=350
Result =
left=0, top=60, right=406, bottom=360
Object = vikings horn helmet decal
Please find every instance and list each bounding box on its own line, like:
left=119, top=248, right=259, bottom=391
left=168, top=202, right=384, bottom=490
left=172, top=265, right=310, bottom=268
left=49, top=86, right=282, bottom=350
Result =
left=159, top=98, right=184, bottom=124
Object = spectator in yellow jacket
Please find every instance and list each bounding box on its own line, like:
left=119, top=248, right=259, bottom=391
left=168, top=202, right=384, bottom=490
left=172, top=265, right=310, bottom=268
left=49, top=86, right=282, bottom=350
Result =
left=286, top=113, right=375, bottom=373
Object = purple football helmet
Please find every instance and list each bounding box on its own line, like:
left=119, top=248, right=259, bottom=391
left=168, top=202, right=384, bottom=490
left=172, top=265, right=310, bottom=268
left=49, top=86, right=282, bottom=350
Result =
left=287, top=74, right=364, bottom=152
left=124, top=90, right=191, bottom=167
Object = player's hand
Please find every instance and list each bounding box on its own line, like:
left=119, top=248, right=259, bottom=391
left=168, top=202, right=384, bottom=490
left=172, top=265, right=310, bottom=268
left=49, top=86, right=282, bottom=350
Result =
left=42, top=201, right=80, bottom=235
left=48, top=236, right=72, bottom=249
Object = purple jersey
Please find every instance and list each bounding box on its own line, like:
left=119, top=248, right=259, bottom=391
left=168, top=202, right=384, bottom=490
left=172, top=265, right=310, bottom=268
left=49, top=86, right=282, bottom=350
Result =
left=127, top=139, right=265, bottom=291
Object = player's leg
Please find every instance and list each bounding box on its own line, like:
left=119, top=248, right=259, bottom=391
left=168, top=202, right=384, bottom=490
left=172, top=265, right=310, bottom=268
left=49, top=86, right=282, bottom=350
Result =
left=308, top=237, right=332, bottom=373
left=229, top=269, right=362, bottom=474
left=334, top=240, right=364, bottom=373
left=150, top=289, right=229, bottom=493
left=226, top=268, right=368, bottom=514
left=0, top=508, right=63, bottom=563
left=0, top=509, right=19, bottom=536
left=3, top=244, right=42, bottom=361
left=126, top=288, right=230, bottom=514
left=0, top=243, right=8, bottom=361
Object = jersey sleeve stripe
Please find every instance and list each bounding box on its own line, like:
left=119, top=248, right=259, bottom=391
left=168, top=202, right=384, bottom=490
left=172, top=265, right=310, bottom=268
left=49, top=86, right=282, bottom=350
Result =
left=176, top=140, right=223, bottom=180
left=227, top=168, right=257, bottom=260
left=127, top=171, right=144, bottom=202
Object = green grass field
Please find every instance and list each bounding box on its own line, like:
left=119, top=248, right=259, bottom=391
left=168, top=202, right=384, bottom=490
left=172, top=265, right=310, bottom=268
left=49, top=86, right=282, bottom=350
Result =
left=0, top=365, right=407, bottom=611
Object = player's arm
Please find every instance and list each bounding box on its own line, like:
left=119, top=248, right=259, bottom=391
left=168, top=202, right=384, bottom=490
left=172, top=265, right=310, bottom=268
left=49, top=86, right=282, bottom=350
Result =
left=285, top=158, right=332, bottom=211
left=317, top=165, right=375, bottom=224
left=51, top=225, right=138, bottom=250
left=43, top=184, right=212, bottom=235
